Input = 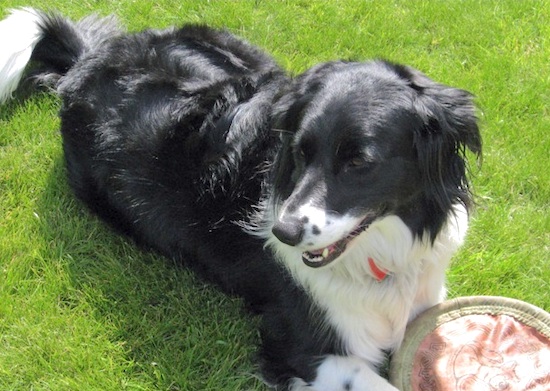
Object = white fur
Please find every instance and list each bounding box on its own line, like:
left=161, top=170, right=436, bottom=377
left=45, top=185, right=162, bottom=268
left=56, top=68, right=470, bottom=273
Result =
left=0, top=8, right=44, bottom=103
left=289, top=356, right=398, bottom=391
left=265, top=204, right=469, bottom=389
left=296, top=203, right=361, bottom=250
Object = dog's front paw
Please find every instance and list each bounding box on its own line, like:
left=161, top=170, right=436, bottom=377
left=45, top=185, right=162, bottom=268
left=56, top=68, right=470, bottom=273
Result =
left=290, top=355, right=399, bottom=391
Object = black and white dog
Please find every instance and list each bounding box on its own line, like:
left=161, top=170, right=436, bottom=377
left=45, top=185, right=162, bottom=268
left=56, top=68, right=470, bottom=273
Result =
left=0, top=8, right=481, bottom=391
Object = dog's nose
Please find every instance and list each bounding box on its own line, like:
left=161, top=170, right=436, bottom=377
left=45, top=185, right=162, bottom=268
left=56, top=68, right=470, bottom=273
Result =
left=272, top=217, right=304, bottom=246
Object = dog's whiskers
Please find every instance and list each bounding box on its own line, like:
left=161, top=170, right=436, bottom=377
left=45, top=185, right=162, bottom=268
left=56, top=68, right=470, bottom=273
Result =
left=271, top=128, right=293, bottom=135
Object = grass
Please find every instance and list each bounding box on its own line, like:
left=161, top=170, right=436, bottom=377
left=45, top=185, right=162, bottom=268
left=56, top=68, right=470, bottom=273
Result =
left=0, top=0, right=548, bottom=390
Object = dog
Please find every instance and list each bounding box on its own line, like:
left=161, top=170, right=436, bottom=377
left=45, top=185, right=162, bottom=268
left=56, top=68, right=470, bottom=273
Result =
left=0, top=8, right=481, bottom=391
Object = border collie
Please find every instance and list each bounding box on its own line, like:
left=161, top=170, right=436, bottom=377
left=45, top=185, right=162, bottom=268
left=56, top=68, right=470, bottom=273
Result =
left=0, top=8, right=481, bottom=391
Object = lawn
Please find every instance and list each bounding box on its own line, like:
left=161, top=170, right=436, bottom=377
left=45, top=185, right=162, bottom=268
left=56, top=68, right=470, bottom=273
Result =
left=0, top=1, right=548, bottom=390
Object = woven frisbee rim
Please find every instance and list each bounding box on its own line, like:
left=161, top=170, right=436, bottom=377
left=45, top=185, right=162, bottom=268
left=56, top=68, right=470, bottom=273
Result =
left=389, top=295, right=550, bottom=390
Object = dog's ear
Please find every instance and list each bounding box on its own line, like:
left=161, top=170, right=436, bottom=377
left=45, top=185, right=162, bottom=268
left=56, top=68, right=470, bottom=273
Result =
left=392, top=63, right=482, bottom=214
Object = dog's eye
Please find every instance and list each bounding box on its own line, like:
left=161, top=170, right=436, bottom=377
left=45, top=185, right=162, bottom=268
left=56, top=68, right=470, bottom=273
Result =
left=297, top=146, right=311, bottom=164
left=295, top=139, right=316, bottom=165
left=347, top=156, right=368, bottom=168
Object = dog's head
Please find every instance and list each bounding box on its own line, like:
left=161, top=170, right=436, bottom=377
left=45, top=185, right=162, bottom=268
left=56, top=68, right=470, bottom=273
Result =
left=269, top=60, right=481, bottom=268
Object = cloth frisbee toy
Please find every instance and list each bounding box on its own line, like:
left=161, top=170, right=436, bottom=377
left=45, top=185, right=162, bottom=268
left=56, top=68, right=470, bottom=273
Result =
left=389, top=296, right=550, bottom=390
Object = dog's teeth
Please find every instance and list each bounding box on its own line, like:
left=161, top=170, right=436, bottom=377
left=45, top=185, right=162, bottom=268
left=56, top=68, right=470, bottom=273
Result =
left=322, top=248, right=329, bottom=258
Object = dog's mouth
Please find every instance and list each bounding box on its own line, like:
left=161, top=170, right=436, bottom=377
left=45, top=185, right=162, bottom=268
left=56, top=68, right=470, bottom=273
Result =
left=302, top=217, right=373, bottom=268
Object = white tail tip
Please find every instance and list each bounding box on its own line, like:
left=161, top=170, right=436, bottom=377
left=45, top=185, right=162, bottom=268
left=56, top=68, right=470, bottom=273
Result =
left=0, top=8, right=44, bottom=103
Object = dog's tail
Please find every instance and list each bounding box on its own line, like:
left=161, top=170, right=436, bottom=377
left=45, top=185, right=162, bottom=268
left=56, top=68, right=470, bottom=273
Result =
left=0, top=7, right=120, bottom=103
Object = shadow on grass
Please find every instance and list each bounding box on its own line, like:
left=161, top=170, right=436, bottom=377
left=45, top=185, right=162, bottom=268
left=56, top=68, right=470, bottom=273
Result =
left=35, top=156, right=267, bottom=390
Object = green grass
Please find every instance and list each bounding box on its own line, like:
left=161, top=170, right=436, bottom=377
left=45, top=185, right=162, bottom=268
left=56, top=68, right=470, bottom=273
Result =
left=1, top=0, right=548, bottom=390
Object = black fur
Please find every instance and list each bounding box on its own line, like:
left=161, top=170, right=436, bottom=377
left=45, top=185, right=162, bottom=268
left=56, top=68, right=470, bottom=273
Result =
left=13, top=10, right=481, bottom=390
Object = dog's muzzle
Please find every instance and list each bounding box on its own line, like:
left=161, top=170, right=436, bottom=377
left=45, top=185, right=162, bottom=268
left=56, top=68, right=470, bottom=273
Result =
left=272, top=215, right=374, bottom=268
